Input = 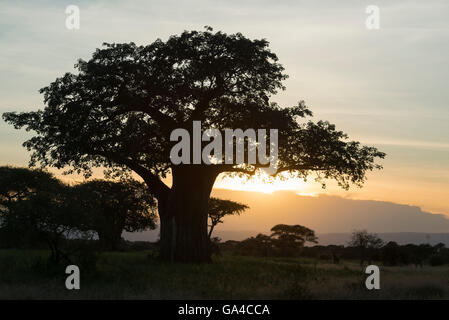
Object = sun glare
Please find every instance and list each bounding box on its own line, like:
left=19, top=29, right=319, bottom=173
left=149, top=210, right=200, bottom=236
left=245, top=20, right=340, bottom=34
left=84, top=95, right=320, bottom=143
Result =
left=214, top=171, right=311, bottom=194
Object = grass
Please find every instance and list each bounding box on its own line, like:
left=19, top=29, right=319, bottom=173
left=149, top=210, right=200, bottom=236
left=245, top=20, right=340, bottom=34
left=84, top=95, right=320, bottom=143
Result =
left=0, top=249, right=448, bottom=299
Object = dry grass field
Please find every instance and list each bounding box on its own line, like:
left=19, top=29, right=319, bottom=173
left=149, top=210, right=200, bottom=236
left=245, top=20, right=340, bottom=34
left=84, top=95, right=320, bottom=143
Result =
left=0, top=249, right=448, bottom=300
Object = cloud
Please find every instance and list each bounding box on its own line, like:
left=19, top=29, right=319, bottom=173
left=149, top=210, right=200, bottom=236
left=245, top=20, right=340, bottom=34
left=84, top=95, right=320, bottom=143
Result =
left=209, top=190, right=449, bottom=233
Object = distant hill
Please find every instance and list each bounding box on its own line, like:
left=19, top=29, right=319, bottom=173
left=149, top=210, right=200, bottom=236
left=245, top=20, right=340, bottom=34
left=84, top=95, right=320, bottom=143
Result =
left=209, top=189, right=449, bottom=234
left=123, top=189, right=449, bottom=245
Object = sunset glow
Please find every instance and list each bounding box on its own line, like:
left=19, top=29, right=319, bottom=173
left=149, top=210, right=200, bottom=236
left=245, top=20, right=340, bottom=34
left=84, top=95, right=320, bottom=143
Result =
left=214, top=171, right=312, bottom=194
left=1, top=0, right=449, bottom=304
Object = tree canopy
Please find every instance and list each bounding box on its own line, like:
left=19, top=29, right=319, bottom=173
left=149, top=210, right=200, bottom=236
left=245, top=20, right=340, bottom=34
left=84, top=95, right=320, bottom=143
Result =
left=2, top=28, right=384, bottom=193
left=348, top=230, right=384, bottom=265
left=0, top=167, right=83, bottom=262
left=2, top=27, right=385, bottom=262
left=208, top=197, right=248, bottom=238
left=270, top=224, right=318, bottom=245
left=70, top=179, right=158, bottom=250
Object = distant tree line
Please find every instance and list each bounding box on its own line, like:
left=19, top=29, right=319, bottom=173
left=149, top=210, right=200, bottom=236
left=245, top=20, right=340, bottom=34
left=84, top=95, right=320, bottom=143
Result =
left=219, top=224, right=318, bottom=257
left=220, top=230, right=449, bottom=266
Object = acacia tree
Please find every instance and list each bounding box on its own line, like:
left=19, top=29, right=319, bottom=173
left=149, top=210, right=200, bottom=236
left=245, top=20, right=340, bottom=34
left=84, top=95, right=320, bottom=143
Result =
left=348, top=230, right=384, bottom=265
left=208, top=197, right=248, bottom=238
left=270, top=224, right=318, bottom=245
left=71, top=179, right=158, bottom=250
left=0, top=167, right=84, bottom=263
left=3, top=28, right=385, bottom=262
left=270, top=224, right=318, bottom=256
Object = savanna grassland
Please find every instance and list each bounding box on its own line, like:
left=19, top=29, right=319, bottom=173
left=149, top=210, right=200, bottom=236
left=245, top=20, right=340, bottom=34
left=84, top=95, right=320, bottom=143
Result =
left=0, top=249, right=448, bottom=300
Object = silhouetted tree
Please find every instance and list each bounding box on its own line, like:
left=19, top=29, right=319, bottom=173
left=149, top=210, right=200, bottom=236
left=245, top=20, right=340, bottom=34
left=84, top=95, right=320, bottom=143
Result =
left=407, top=244, right=433, bottom=268
left=381, top=241, right=401, bottom=266
left=0, top=166, right=58, bottom=208
left=3, top=28, right=385, bottom=262
left=348, top=230, right=383, bottom=266
left=70, top=180, right=158, bottom=250
left=208, top=197, right=248, bottom=238
left=255, top=233, right=273, bottom=257
left=235, top=233, right=273, bottom=257
left=270, top=224, right=318, bottom=256
left=429, top=243, right=449, bottom=266
left=0, top=167, right=85, bottom=263
left=209, top=236, right=222, bottom=255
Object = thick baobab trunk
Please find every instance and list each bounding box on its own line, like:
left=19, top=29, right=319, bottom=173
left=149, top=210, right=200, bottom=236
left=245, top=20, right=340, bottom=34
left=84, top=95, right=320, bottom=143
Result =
left=158, top=167, right=217, bottom=263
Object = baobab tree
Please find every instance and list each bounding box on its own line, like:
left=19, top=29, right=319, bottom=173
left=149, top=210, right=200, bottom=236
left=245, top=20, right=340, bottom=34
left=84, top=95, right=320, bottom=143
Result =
left=3, top=27, right=385, bottom=262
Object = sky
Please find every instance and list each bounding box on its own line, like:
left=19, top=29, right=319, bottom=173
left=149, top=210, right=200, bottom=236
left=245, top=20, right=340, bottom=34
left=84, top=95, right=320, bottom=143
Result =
left=125, top=189, right=449, bottom=243
left=1, top=0, right=448, bottom=220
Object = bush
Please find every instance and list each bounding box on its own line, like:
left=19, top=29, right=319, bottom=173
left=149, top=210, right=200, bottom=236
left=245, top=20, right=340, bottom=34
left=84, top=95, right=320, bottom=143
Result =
left=69, top=242, right=100, bottom=274
left=318, top=254, right=331, bottom=261
left=429, top=254, right=446, bottom=266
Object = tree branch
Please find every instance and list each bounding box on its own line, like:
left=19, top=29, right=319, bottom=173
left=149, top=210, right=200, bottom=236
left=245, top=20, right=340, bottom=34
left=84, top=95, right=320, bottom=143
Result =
left=100, top=153, right=170, bottom=200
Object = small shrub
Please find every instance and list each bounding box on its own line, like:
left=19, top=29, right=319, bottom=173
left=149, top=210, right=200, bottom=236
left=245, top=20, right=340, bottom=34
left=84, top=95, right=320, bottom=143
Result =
left=318, top=254, right=331, bottom=261
left=70, top=244, right=99, bottom=275
left=429, top=254, right=446, bottom=266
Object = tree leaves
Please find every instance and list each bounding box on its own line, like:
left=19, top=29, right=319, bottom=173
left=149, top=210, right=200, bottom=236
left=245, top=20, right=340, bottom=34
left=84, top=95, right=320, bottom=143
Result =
left=2, top=28, right=385, bottom=197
